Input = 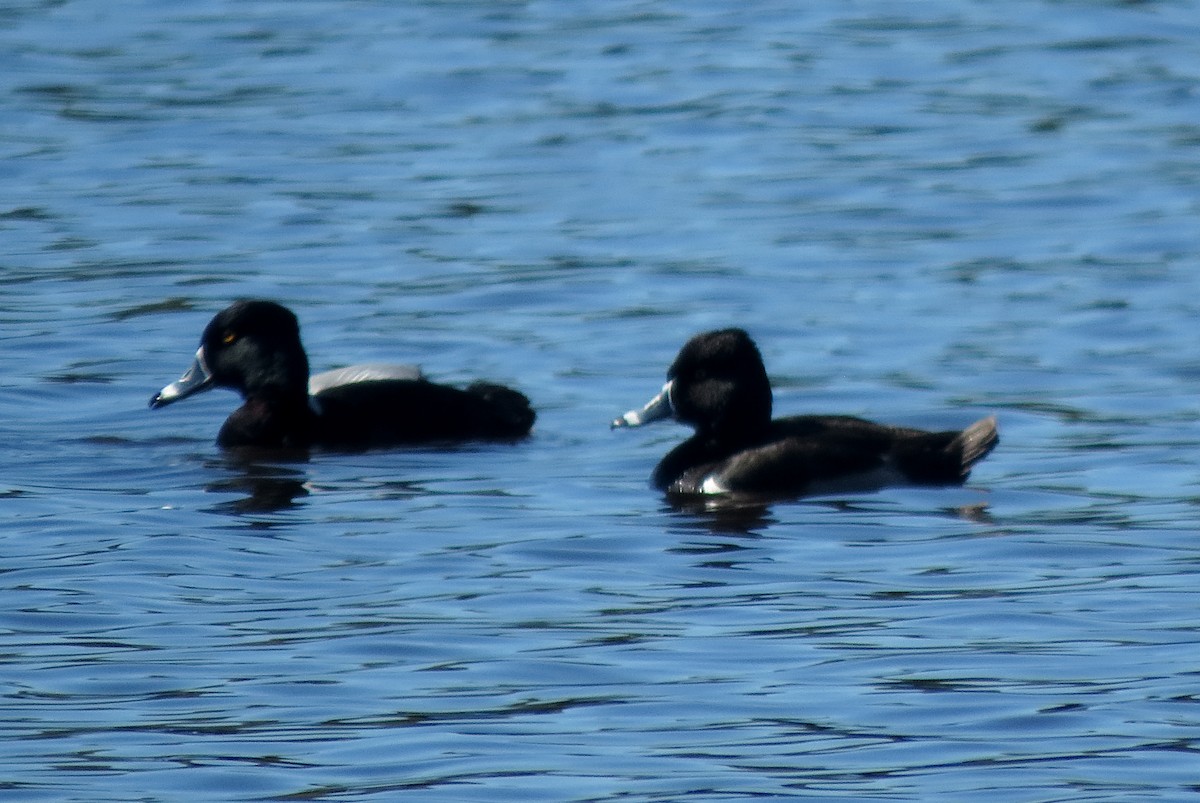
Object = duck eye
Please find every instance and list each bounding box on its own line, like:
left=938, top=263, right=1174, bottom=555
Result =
left=222, top=331, right=238, bottom=345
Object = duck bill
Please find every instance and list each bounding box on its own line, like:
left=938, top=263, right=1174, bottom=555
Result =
left=149, top=347, right=215, bottom=409
left=612, top=380, right=675, bottom=428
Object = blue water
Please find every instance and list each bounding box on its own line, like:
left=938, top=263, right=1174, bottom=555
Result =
left=3, top=0, right=1200, bottom=800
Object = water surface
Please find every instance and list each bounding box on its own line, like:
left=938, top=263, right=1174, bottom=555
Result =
left=3, top=1, right=1200, bottom=800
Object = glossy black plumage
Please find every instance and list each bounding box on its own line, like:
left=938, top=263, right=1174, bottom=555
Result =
left=150, top=300, right=534, bottom=450
left=613, top=328, right=997, bottom=497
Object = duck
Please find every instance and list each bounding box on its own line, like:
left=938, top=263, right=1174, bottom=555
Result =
left=149, top=300, right=535, bottom=449
left=612, top=328, right=997, bottom=497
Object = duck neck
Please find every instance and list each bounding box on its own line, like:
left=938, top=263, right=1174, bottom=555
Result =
left=699, top=388, right=772, bottom=446
left=219, top=390, right=317, bottom=450
left=698, top=415, right=770, bottom=451
left=245, top=385, right=314, bottom=418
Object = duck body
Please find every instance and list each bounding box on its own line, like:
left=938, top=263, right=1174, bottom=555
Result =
left=614, top=328, right=996, bottom=497
left=651, top=412, right=998, bottom=496
left=150, top=300, right=534, bottom=450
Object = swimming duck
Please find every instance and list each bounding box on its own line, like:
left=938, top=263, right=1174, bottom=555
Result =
left=613, top=328, right=996, bottom=496
left=150, top=300, right=535, bottom=449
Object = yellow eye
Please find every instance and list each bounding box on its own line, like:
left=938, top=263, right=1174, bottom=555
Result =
left=222, top=331, right=237, bottom=345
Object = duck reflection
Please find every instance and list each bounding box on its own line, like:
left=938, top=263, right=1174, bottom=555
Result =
left=666, top=492, right=778, bottom=534
left=201, top=450, right=436, bottom=516
left=204, top=453, right=309, bottom=514
left=666, top=488, right=993, bottom=534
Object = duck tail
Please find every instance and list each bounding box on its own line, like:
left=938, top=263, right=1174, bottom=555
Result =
left=952, top=415, right=999, bottom=478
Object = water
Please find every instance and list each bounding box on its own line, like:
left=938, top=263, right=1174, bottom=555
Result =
left=3, top=0, right=1200, bottom=799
